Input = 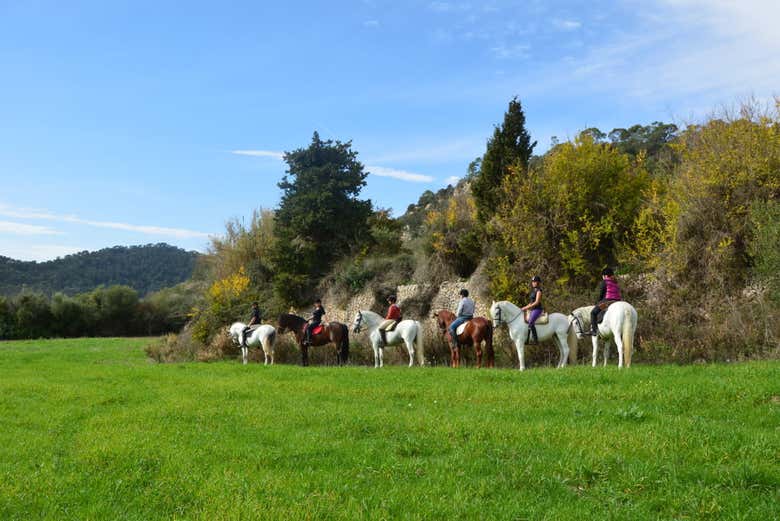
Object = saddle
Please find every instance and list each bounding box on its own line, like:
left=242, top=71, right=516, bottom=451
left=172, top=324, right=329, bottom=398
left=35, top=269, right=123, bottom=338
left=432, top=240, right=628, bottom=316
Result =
left=385, top=320, right=399, bottom=332
left=311, top=324, right=324, bottom=335
left=595, top=300, right=619, bottom=323
left=524, top=311, right=549, bottom=324
left=455, top=320, right=471, bottom=336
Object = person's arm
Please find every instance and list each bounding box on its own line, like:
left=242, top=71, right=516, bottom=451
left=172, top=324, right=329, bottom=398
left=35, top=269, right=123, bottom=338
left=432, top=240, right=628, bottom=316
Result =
left=596, top=281, right=606, bottom=304
left=455, top=300, right=464, bottom=316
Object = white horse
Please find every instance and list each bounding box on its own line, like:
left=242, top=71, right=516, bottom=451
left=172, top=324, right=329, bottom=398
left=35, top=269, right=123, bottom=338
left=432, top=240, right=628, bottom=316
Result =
left=489, top=301, right=579, bottom=371
left=352, top=310, right=425, bottom=368
left=569, top=303, right=637, bottom=368
left=228, top=322, right=277, bottom=365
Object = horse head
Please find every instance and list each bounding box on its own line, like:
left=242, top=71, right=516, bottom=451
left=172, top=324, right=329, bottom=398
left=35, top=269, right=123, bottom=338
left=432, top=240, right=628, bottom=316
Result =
left=352, top=311, right=363, bottom=333
left=489, top=301, right=501, bottom=327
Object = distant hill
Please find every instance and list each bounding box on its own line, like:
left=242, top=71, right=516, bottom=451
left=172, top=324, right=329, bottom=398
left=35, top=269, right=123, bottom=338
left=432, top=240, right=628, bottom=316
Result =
left=0, top=243, right=199, bottom=297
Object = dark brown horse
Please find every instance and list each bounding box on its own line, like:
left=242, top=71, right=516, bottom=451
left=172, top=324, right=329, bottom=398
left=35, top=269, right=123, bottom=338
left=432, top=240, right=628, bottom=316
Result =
left=277, top=313, right=350, bottom=366
left=434, top=309, right=494, bottom=368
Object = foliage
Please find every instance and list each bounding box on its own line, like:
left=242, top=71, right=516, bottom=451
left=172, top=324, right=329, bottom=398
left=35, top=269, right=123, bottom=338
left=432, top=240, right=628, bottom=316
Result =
left=748, top=200, right=780, bottom=301
left=191, top=267, right=252, bottom=344
left=1, top=337, right=778, bottom=519
left=423, top=186, right=483, bottom=278
left=397, top=185, right=456, bottom=236
left=664, top=104, right=780, bottom=294
left=471, top=96, right=537, bottom=222
left=0, top=243, right=198, bottom=297
left=271, top=132, right=373, bottom=304
left=492, top=132, right=650, bottom=290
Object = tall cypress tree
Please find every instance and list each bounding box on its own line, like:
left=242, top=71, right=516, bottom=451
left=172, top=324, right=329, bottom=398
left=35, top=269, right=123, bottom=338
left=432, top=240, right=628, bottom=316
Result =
left=472, top=97, right=536, bottom=222
left=271, top=132, right=373, bottom=304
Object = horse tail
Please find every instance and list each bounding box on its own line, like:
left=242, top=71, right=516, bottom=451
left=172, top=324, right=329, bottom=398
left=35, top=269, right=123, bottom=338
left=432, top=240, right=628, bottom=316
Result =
left=485, top=320, right=495, bottom=363
left=339, top=323, right=350, bottom=364
left=567, top=321, right=579, bottom=366
left=262, top=329, right=276, bottom=357
left=414, top=321, right=425, bottom=366
left=622, top=306, right=636, bottom=368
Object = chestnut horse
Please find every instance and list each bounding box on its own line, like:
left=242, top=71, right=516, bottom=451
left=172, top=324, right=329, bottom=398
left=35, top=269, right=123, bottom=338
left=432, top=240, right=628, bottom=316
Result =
left=433, top=309, right=494, bottom=368
left=277, top=313, right=350, bottom=366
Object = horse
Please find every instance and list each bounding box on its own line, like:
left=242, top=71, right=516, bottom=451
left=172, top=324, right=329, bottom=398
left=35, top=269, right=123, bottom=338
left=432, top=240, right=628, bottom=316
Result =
left=228, top=322, right=277, bottom=365
left=489, top=301, right=579, bottom=371
left=569, top=303, right=637, bottom=368
left=276, top=313, right=350, bottom=366
left=351, top=310, right=425, bottom=368
left=433, top=309, right=494, bottom=368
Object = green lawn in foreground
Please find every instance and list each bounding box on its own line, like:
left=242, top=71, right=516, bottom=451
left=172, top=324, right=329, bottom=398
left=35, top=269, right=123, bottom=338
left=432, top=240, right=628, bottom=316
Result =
left=0, top=338, right=777, bottom=520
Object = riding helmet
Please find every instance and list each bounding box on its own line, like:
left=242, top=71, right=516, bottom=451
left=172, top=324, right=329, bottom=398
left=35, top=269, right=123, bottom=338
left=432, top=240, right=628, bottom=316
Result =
left=459, top=288, right=469, bottom=297
left=387, top=295, right=397, bottom=303
left=531, top=275, right=542, bottom=283
left=601, top=267, right=615, bottom=276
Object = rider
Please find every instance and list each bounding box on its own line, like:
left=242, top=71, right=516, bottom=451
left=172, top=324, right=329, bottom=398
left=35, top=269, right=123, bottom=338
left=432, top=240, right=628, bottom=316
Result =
left=590, top=267, right=622, bottom=335
left=448, top=289, right=475, bottom=350
left=242, top=301, right=262, bottom=347
left=377, top=295, right=401, bottom=348
left=521, top=275, right=543, bottom=344
left=303, top=298, right=326, bottom=347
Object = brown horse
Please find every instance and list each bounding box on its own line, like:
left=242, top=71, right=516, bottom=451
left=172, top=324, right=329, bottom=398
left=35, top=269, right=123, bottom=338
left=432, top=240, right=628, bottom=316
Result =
left=434, top=310, right=494, bottom=368
left=277, top=313, right=350, bottom=366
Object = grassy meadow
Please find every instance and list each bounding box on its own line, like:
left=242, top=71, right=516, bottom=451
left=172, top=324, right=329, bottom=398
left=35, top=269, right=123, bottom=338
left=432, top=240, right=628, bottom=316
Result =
left=0, top=338, right=778, bottom=520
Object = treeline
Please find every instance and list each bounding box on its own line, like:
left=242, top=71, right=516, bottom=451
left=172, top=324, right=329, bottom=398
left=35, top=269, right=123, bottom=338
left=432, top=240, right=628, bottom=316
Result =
left=0, top=243, right=199, bottom=297
left=0, top=282, right=203, bottom=339
left=181, top=98, right=778, bottom=363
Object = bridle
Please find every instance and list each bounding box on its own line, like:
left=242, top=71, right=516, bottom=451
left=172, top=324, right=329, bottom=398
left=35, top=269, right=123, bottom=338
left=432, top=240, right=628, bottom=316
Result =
left=569, top=312, right=587, bottom=337
left=492, top=303, right=521, bottom=328
left=353, top=311, right=363, bottom=333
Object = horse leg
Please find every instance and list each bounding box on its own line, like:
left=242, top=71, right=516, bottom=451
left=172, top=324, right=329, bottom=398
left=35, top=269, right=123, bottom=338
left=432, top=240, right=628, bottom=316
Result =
left=613, top=332, right=624, bottom=368
left=406, top=339, right=414, bottom=367
left=242, top=346, right=248, bottom=365
left=515, top=340, right=525, bottom=371
left=475, top=338, right=482, bottom=368
left=591, top=336, right=599, bottom=367
left=379, top=345, right=384, bottom=368
left=556, top=332, right=569, bottom=368
left=301, top=344, right=309, bottom=367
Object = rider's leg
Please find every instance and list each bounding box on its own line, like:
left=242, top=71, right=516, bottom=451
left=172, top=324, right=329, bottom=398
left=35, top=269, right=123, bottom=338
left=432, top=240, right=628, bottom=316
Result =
left=590, top=305, right=601, bottom=336
left=449, top=318, right=464, bottom=348
left=528, top=309, right=542, bottom=344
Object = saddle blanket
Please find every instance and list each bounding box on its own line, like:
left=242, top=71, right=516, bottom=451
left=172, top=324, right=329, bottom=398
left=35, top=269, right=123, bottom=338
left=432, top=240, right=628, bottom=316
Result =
left=312, top=324, right=324, bottom=335
left=524, top=311, right=549, bottom=324
left=455, top=321, right=469, bottom=335
left=596, top=300, right=619, bottom=323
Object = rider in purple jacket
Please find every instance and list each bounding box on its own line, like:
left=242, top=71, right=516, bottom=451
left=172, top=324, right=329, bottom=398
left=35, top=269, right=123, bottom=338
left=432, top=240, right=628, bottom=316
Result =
left=590, top=267, right=622, bottom=335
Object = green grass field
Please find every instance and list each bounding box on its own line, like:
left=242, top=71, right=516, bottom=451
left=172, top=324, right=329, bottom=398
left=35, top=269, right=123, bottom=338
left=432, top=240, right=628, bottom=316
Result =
left=0, top=338, right=777, bottom=520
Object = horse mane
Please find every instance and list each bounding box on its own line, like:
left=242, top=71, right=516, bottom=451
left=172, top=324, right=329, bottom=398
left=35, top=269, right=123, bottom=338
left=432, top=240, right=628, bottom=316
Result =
left=278, top=313, right=306, bottom=327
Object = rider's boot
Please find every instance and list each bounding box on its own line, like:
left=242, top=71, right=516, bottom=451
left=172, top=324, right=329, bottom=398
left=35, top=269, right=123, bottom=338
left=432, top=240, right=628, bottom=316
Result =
left=529, top=325, right=538, bottom=345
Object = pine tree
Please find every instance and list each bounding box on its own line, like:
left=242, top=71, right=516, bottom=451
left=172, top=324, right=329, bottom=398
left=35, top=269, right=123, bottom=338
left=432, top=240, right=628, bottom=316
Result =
left=471, top=97, right=536, bottom=222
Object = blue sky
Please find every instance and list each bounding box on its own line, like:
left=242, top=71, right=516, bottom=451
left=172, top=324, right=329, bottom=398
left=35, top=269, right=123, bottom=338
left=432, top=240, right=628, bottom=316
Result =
left=1, top=0, right=778, bottom=261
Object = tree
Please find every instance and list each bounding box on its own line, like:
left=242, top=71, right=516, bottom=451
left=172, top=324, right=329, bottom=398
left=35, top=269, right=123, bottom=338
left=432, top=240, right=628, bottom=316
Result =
left=271, top=132, right=373, bottom=304
left=471, top=97, right=537, bottom=222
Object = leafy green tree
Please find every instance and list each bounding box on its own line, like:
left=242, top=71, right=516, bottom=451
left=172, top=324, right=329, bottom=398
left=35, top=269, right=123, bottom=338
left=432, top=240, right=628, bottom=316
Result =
left=271, top=132, right=373, bottom=304
left=491, top=132, right=650, bottom=289
left=471, top=97, right=536, bottom=222
left=14, top=293, right=53, bottom=338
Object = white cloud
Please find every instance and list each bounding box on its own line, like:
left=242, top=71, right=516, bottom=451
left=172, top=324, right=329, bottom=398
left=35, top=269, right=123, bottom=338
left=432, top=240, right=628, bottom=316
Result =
left=0, top=204, right=211, bottom=239
left=367, top=166, right=434, bottom=183
left=367, top=138, right=483, bottom=164
left=231, top=149, right=284, bottom=159
left=0, top=221, right=62, bottom=236
left=490, top=43, right=530, bottom=59
left=0, top=243, right=85, bottom=262
left=552, top=19, right=581, bottom=31
left=444, top=176, right=460, bottom=185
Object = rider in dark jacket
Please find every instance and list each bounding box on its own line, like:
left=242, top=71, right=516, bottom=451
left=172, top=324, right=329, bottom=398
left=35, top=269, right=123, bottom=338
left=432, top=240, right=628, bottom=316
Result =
left=590, top=267, right=622, bottom=335
left=242, top=302, right=262, bottom=347
left=304, top=299, right=326, bottom=346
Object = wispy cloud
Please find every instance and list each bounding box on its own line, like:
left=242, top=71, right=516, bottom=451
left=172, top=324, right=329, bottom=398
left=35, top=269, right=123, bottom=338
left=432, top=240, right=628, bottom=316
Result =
left=429, top=2, right=472, bottom=13
left=231, top=149, right=285, bottom=159
left=363, top=20, right=380, bottom=28
left=490, top=43, right=530, bottom=59
left=444, top=176, right=460, bottom=185
left=0, top=221, right=62, bottom=236
left=0, top=204, right=211, bottom=239
left=552, top=19, right=581, bottom=31
left=0, top=243, right=84, bottom=262
left=367, top=166, right=434, bottom=183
